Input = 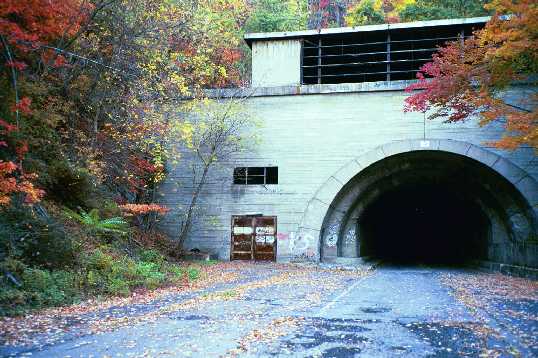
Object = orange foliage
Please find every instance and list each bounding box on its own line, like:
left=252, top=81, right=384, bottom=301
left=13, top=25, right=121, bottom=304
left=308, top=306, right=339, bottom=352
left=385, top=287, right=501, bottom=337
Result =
left=405, top=0, right=538, bottom=151
left=0, top=119, right=44, bottom=207
left=119, top=203, right=170, bottom=216
left=0, top=160, right=44, bottom=207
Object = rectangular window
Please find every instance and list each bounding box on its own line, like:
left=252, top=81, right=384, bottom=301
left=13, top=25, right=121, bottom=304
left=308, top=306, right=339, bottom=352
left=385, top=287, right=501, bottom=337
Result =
left=234, top=167, right=278, bottom=185
left=301, top=22, right=485, bottom=85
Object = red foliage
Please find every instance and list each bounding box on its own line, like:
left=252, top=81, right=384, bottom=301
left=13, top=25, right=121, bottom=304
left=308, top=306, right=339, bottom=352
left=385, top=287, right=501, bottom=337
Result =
left=0, top=160, right=44, bottom=206
left=10, top=97, right=32, bottom=115
left=52, top=54, right=70, bottom=68
left=319, top=0, right=330, bottom=8
left=130, top=155, right=157, bottom=174
left=404, top=0, right=538, bottom=150
left=221, top=49, right=241, bottom=64
left=0, top=119, right=18, bottom=134
left=0, top=0, right=92, bottom=52
left=5, top=60, right=28, bottom=71
left=0, top=118, right=44, bottom=206
left=123, top=155, right=165, bottom=194
left=15, top=141, right=29, bottom=161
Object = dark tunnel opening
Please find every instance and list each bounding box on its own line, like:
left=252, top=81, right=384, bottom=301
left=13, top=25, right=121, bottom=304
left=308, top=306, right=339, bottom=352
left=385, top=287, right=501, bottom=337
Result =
left=359, top=183, right=490, bottom=264
left=324, top=150, right=536, bottom=267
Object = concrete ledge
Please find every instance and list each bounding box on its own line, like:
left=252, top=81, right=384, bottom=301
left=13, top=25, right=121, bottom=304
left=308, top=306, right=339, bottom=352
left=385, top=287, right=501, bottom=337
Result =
left=477, top=261, right=538, bottom=280
left=467, top=144, right=500, bottom=167
left=244, top=17, right=490, bottom=44
left=355, top=147, right=386, bottom=170
left=205, top=80, right=536, bottom=98
left=206, top=80, right=418, bottom=98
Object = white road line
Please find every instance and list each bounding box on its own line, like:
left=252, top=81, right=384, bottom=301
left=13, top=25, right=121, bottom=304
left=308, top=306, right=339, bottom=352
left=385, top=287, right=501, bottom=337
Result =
left=317, top=273, right=373, bottom=316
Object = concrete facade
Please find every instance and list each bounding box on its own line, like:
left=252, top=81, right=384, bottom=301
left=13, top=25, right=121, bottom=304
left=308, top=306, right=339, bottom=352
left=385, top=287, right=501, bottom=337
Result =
left=158, top=87, right=538, bottom=267
left=158, top=18, right=537, bottom=268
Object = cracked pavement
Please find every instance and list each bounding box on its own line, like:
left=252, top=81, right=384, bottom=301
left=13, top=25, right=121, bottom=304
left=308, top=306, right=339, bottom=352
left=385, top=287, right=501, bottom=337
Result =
left=1, top=263, right=537, bottom=357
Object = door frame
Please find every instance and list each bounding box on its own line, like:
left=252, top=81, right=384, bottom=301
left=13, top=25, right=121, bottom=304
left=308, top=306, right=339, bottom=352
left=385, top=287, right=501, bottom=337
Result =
left=230, top=215, right=277, bottom=261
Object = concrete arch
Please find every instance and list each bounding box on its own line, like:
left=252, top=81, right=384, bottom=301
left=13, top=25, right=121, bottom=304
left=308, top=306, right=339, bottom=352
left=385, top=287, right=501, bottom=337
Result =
left=296, top=139, right=538, bottom=263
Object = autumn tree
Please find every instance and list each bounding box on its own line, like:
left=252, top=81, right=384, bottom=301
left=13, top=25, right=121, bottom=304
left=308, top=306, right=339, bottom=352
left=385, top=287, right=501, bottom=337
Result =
left=0, top=0, right=91, bottom=207
left=404, top=0, right=538, bottom=151
left=346, top=0, right=489, bottom=26
left=399, top=0, right=489, bottom=22
left=308, top=0, right=357, bottom=29
left=346, top=0, right=385, bottom=25
left=1, top=0, right=250, bottom=210
left=244, top=0, right=307, bottom=33
left=175, top=96, right=258, bottom=252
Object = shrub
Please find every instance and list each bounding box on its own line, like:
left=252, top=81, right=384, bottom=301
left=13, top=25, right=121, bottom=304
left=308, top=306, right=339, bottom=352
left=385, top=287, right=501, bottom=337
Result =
left=138, top=249, right=166, bottom=266
left=41, top=162, right=97, bottom=209
left=0, top=286, right=26, bottom=316
left=0, top=204, right=77, bottom=269
left=82, top=248, right=171, bottom=295
left=83, top=249, right=134, bottom=295
left=21, top=268, right=79, bottom=307
left=106, top=277, right=130, bottom=296
left=0, top=267, right=82, bottom=315
left=86, top=269, right=105, bottom=293
left=136, top=262, right=165, bottom=289
left=167, top=265, right=185, bottom=284
left=84, top=248, right=114, bottom=272
left=0, top=257, right=27, bottom=276
left=1, top=244, right=197, bottom=315
left=186, top=267, right=200, bottom=281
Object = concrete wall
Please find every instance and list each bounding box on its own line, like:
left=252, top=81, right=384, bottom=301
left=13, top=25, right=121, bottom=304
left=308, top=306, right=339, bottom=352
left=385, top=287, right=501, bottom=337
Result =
left=158, top=85, right=537, bottom=264
left=251, top=40, right=301, bottom=87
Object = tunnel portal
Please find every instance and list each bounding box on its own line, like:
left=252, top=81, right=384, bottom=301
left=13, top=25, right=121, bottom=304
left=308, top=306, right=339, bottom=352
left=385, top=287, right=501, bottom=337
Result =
left=320, top=150, right=536, bottom=267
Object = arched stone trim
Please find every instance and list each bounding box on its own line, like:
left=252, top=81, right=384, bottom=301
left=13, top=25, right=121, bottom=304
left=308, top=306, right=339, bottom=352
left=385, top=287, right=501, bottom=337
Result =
left=296, top=139, right=538, bottom=261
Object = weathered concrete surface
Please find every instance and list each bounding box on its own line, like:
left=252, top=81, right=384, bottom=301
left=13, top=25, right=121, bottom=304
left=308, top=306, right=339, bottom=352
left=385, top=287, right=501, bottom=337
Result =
left=251, top=39, right=302, bottom=87
left=2, top=264, right=536, bottom=357
left=158, top=88, right=538, bottom=265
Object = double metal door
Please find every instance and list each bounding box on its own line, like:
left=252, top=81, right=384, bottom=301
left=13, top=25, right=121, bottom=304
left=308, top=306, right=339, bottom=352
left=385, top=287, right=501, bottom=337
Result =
left=231, top=216, right=276, bottom=261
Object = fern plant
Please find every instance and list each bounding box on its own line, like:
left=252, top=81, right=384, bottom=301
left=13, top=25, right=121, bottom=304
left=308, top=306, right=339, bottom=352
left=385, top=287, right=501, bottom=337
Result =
left=63, top=208, right=129, bottom=235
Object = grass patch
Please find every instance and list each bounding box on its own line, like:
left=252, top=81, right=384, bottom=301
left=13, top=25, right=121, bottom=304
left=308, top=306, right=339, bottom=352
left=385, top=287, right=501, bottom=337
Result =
left=0, top=247, right=205, bottom=316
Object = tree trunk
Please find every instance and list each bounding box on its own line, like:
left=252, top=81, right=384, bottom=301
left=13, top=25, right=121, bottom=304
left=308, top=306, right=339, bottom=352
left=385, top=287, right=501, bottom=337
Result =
left=177, top=163, right=210, bottom=253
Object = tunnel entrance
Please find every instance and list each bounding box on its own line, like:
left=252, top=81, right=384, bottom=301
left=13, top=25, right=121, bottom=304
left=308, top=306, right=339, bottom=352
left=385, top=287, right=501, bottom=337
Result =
left=319, top=147, right=537, bottom=268
left=359, top=182, right=489, bottom=264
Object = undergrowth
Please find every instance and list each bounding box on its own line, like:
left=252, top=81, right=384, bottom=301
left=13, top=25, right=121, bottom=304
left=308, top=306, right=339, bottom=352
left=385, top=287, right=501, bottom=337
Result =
left=0, top=202, right=203, bottom=317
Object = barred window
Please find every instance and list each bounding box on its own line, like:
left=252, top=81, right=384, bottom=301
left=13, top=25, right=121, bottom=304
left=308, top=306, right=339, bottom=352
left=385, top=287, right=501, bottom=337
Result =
left=234, top=167, right=278, bottom=185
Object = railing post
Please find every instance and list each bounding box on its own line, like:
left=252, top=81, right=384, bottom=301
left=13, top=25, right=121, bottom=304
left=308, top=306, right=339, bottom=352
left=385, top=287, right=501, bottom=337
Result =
left=386, top=31, right=391, bottom=82
left=318, top=38, right=322, bottom=84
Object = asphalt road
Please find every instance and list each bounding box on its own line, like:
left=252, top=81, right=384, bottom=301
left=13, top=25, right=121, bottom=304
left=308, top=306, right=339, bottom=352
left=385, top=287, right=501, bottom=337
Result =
left=1, top=263, right=537, bottom=357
